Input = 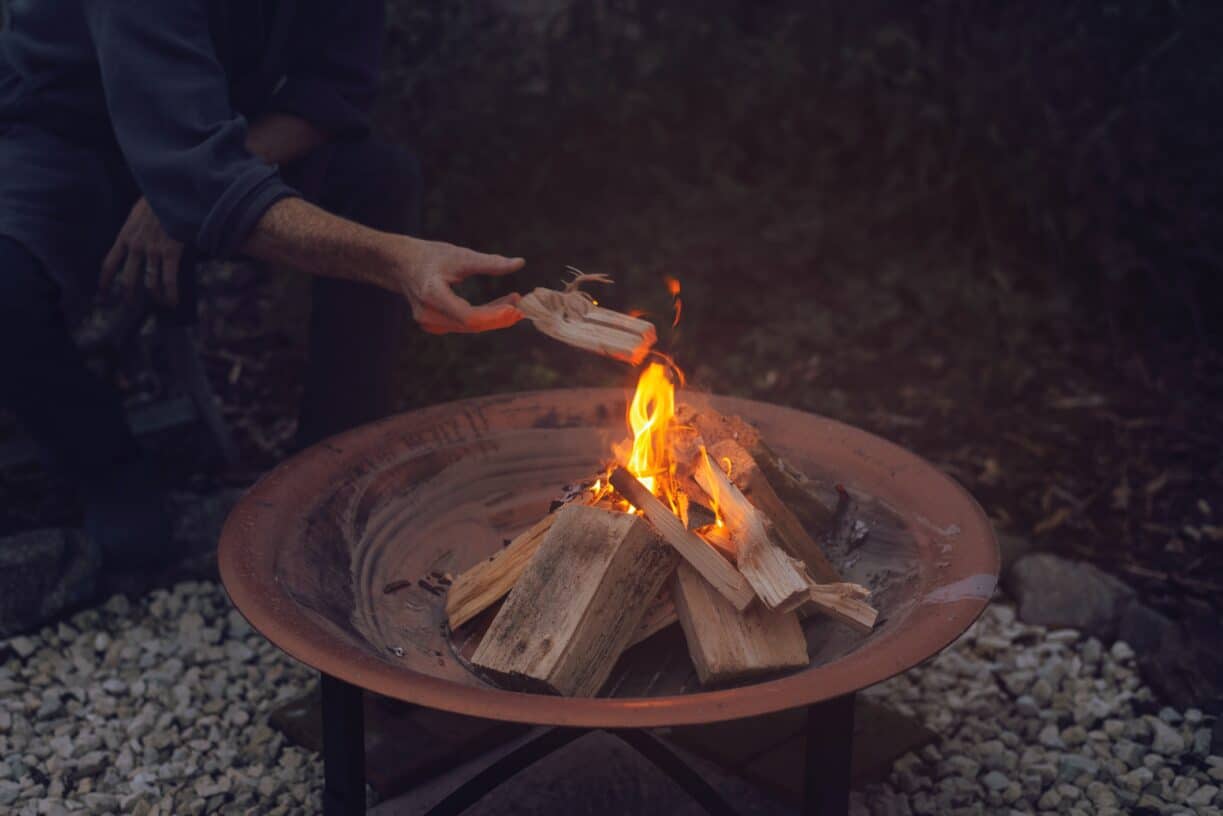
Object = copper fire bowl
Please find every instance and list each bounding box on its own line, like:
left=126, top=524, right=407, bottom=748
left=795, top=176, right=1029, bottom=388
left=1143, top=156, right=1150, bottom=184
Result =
left=218, top=389, right=998, bottom=728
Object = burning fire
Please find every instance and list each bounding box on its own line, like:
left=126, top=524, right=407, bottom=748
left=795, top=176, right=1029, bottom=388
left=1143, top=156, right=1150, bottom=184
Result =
left=623, top=361, right=681, bottom=511
left=600, top=276, right=700, bottom=521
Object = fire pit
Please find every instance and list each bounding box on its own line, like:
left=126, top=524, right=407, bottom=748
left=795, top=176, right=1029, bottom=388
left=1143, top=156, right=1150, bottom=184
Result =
left=219, top=388, right=998, bottom=815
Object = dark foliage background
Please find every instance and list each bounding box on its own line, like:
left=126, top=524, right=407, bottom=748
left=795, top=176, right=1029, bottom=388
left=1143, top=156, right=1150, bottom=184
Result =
left=358, top=0, right=1223, bottom=623
left=2, top=1, right=1220, bottom=627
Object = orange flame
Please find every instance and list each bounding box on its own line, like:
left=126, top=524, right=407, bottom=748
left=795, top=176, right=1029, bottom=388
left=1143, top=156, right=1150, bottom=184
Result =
left=622, top=361, right=684, bottom=513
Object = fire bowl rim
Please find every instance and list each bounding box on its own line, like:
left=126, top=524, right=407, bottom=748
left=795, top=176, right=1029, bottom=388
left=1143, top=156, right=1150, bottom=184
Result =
left=219, top=388, right=999, bottom=728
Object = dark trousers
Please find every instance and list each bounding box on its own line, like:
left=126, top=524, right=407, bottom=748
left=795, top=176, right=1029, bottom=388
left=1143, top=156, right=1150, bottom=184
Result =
left=0, top=136, right=420, bottom=554
left=292, top=138, right=420, bottom=445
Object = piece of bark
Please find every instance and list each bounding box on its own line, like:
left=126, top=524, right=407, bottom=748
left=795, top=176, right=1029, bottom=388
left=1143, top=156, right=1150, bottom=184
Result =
left=672, top=562, right=809, bottom=685
left=679, top=403, right=835, bottom=531
left=445, top=513, right=557, bottom=630
left=471, top=504, right=678, bottom=696
left=709, top=438, right=841, bottom=584
left=609, top=467, right=755, bottom=611
left=518, top=287, right=656, bottom=365
left=692, top=448, right=811, bottom=613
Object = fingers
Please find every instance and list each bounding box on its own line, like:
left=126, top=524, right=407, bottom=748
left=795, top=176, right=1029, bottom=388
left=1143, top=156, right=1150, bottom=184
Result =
left=424, top=280, right=523, bottom=333
left=144, top=256, right=163, bottom=304
left=101, top=239, right=127, bottom=293
left=454, top=251, right=525, bottom=281
left=162, top=245, right=182, bottom=307
left=118, top=248, right=145, bottom=302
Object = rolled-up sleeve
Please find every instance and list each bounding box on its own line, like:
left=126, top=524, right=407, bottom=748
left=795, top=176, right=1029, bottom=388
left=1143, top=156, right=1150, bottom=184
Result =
left=83, top=0, right=299, bottom=257
left=266, top=1, right=384, bottom=138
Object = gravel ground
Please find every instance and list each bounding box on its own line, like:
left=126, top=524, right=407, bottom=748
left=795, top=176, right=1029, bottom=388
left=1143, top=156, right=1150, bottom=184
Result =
left=0, top=583, right=321, bottom=815
left=0, top=581, right=1220, bottom=815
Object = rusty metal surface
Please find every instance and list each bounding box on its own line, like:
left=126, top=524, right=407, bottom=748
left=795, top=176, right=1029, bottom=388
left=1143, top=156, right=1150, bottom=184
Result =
left=218, top=389, right=998, bottom=728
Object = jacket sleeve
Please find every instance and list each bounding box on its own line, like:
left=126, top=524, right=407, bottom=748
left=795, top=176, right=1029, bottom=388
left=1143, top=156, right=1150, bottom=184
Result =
left=265, top=1, right=385, bottom=138
left=83, top=1, right=299, bottom=257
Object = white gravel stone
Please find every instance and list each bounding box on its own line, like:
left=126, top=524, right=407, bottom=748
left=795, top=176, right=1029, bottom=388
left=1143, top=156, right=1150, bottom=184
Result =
left=1147, top=716, right=1187, bottom=755
left=3, top=582, right=1221, bottom=815
left=0, top=582, right=325, bottom=814
left=1188, top=785, right=1219, bottom=807
left=860, top=600, right=1223, bottom=814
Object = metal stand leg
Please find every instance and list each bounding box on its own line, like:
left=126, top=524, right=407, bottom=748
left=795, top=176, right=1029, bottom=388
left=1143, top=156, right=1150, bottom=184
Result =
left=424, top=728, right=585, bottom=816
left=423, top=726, right=743, bottom=816
left=322, top=673, right=366, bottom=816
left=804, top=693, right=855, bottom=816
left=612, top=729, right=740, bottom=816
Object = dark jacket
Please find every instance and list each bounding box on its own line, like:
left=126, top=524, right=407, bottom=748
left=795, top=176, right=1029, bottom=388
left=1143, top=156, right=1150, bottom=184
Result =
left=0, top=0, right=384, bottom=285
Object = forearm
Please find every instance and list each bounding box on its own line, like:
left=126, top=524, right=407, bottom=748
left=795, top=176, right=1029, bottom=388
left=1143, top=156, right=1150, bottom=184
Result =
left=245, top=113, right=329, bottom=166
left=240, top=198, right=524, bottom=334
left=240, top=197, right=399, bottom=289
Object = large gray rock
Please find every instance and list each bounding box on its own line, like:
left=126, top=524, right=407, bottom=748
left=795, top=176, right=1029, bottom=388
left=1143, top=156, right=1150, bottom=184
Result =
left=1118, top=601, right=1177, bottom=655
left=1003, top=554, right=1134, bottom=639
left=1007, top=555, right=1223, bottom=709
left=170, top=489, right=245, bottom=554
left=1128, top=607, right=1223, bottom=711
left=0, top=528, right=100, bottom=638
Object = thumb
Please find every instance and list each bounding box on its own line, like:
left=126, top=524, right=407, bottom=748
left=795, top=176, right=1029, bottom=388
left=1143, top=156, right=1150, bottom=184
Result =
left=465, top=300, right=523, bottom=332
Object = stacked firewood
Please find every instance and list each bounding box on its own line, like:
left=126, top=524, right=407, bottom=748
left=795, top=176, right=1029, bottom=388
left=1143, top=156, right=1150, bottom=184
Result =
left=444, top=403, right=878, bottom=697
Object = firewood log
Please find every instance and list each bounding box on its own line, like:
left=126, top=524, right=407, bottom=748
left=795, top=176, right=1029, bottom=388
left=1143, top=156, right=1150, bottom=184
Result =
left=608, top=467, right=755, bottom=611
left=518, top=287, right=656, bottom=365
left=678, top=403, right=835, bottom=531
left=705, top=440, right=877, bottom=631
left=471, top=504, right=678, bottom=696
left=628, top=585, right=677, bottom=647
left=445, top=513, right=558, bottom=630
left=806, top=582, right=878, bottom=633
left=692, top=447, right=811, bottom=613
left=709, top=438, right=841, bottom=583
left=627, top=578, right=878, bottom=647
left=671, top=563, right=809, bottom=685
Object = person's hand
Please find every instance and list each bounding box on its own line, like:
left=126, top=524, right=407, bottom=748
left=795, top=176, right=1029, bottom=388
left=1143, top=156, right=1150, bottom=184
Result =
left=392, top=238, right=524, bottom=334
left=101, top=197, right=184, bottom=306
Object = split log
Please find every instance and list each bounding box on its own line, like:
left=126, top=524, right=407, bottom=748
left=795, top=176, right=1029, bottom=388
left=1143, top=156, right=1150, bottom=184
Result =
left=471, top=504, right=678, bottom=696
left=704, top=440, right=878, bottom=631
left=679, top=403, right=835, bottom=531
left=672, top=562, right=809, bottom=685
left=629, top=585, right=677, bottom=647
left=627, top=578, right=878, bottom=643
left=806, top=582, right=878, bottom=633
left=609, top=467, right=755, bottom=611
left=518, top=287, right=656, bottom=365
left=445, top=514, right=558, bottom=630
left=692, top=448, right=811, bottom=613
left=709, top=439, right=841, bottom=584
left=446, top=485, right=602, bottom=629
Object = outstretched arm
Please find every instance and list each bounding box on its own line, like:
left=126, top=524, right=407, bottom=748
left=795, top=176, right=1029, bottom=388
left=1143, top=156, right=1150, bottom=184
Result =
left=242, top=198, right=523, bottom=334
left=87, top=1, right=519, bottom=331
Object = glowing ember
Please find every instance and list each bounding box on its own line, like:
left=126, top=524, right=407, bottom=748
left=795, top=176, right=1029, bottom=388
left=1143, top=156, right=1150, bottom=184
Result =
left=664, top=275, right=683, bottom=327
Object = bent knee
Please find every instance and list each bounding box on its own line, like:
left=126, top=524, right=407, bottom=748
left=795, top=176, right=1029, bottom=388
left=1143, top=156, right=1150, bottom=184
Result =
left=0, top=237, right=62, bottom=335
